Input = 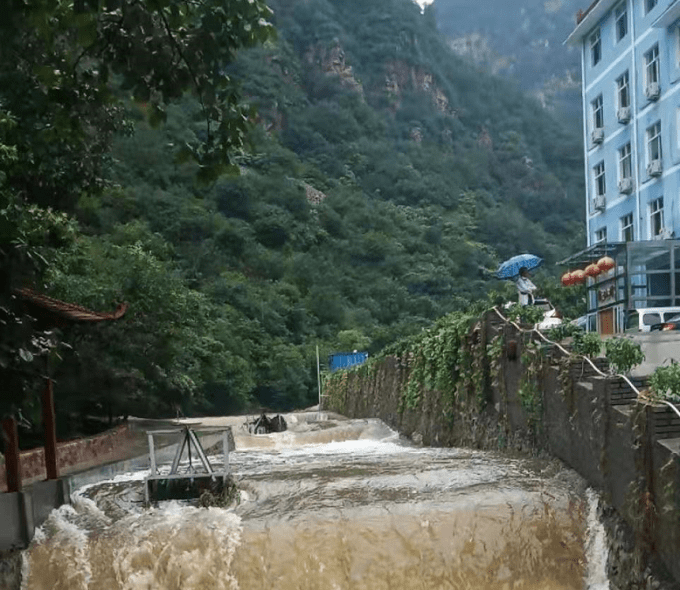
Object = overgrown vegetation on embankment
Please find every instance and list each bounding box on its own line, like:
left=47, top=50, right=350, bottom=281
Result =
left=323, top=308, right=680, bottom=589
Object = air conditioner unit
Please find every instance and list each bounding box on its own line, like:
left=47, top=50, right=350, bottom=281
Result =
left=645, top=82, right=660, bottom=101
left=591, top=128, right=604, bottom=145
left=593, top=195, right=606, bottom=211
left=654, top=228, right=674, bottom=240
left=617, top=106, right=631, bottom=123
left=618, top=177, right=634, bottom=194
left=647, top=159, right=663, bottom=177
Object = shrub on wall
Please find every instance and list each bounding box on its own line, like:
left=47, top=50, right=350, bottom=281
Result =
left=649, top=362, right=680, bottom=403
left=604, top=337, right=645, bottom=376
left=503, top=303, right=545, bottom=326
left=545, top=322, right=583, bottom=342
left=571, top=331, right=601, bottom=358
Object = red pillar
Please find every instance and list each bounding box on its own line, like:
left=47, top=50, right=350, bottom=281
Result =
left=2, top=418, right=22, bottom=492
left=42, top=378, right=59, bottom=480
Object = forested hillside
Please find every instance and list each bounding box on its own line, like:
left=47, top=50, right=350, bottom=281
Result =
left=1, top=0, right=586, bottom=433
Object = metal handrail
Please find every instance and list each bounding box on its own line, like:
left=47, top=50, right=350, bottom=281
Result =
left=490, top=306, right=642, bottom=398
left=661, top=400, right=680, bottom=420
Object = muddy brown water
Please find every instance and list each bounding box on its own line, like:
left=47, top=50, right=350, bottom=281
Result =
left=21, top=414, right=609, bottom=590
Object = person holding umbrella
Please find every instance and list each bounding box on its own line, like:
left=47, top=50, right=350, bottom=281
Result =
left=495, top=254, right=542, bottom=306
left=515, top=267, right=537, bottom=306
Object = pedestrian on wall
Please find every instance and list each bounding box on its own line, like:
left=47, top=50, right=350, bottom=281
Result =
left=515, top=267, right=537, bottom=306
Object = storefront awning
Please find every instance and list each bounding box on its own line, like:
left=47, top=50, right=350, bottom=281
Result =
left=557, top=241, right=627, bottom=267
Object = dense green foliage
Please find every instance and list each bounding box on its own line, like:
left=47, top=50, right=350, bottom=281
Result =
left=1, top=0, right=588, bottom=435
left=649, top=362, right=680, bottom=403
left=571, top=331, right=602, bottom=358
left=604, top=337, right=645, bottom=376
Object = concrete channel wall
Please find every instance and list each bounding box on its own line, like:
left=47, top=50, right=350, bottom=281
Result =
left=323, top=311, right=680, bottom=587
left=0, top=426, right=233, bottom=552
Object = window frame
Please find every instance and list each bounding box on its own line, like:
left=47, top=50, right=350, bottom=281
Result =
left=594, top=161, right=606, bottom=196
left=645, top=44, right=660, bottom=86
left=617, top=71, right=630, bottom=109
left=592, top=94, right=604, bottom=129
left=621, top=213, right=634, bottom=241
left=590, top=28, right=602, bottom=66
left=615, top=3, right=628, bottom=42
left=646, top=0, right=658, bottom=14
left=595, top=227, right=608, bottom=243
left=650, top=197, right=664, bottom=236
left=647, top=121, right=662, bottom=164
left=619, top=142, right=632, bottom=180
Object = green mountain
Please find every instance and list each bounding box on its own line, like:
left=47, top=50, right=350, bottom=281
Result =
left=3, top=0, right=587, bottom=428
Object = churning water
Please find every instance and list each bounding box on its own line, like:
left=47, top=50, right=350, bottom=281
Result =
left=21, top=413, right=608, bottom=590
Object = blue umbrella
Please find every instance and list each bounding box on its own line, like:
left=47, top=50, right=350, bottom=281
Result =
left=496, top=254, right=543, bottom=280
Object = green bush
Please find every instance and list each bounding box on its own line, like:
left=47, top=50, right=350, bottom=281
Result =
left=545, top=322, right=583, bottom=342
left=604, top=337, right=645, bottom=375
left=504, top=303, right=545, bottom=326
left=571, top=331, right=601, bottom=358
left=649, top=362, right=680, bottom=403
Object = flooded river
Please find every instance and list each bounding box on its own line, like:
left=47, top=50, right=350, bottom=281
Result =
left=21, top=413, right=609, bottom=590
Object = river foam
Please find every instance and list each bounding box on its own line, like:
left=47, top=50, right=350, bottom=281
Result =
left=21, top=414, right=605, bottom=590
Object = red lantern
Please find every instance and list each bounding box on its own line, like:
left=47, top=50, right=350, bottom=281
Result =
left=561, top=272, right=573, bottom=286
left=597, top=256, right=615, bottom=273
left=571, top=269, right=586, bottom=284
left=585, top=263, right=601, bottom=277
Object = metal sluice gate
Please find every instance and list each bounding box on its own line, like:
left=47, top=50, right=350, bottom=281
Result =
left=144, top=426, right=233, bottom=505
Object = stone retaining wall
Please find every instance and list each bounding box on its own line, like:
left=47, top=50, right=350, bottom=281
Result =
left=324, top=311, right=680, bottom=588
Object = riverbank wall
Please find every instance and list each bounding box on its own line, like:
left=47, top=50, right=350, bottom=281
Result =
left=323, top=310, right=680, bottom=589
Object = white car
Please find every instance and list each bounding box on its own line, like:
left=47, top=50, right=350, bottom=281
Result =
left=532, top=299, right=563, bottom=331
left=503, top=298, right=563, bottom=330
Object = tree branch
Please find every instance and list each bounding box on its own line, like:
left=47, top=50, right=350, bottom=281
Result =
left=157, top=5, right=211, bottom=143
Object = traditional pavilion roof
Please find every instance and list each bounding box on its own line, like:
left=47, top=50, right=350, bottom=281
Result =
left=13, top=288, right=128, bottom=323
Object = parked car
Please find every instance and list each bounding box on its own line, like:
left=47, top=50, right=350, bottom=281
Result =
left=626, top=308, right=680, bottom=332
left=532, top=298, right=563, bottom=331
left=503, top=298, right=562, bottom=330
left=650, top=313, right=680, bottom=332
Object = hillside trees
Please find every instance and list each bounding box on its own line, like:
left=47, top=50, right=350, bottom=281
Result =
left=0, top=0, right=274, bottom=424
left=2, top=0, right=589, bottom=427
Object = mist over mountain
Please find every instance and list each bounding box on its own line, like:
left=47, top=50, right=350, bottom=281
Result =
left=432, top=0, right=584, bottom=119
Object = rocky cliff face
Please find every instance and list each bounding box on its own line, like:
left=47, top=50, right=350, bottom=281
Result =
left=384, top=60, right=451, bottom=113
left=305, top=39, right=365, bottom=96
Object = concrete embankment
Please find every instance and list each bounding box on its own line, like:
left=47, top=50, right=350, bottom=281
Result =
left=323, top=310, right=680, bottom=590
left=0, top=418, right=235, bottom=589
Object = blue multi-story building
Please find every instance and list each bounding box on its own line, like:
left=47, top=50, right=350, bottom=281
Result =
left=563, top=0, right=680, bottom=334
left=567, top=0, right=680, bottom=245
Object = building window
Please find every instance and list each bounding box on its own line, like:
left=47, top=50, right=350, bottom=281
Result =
left=619, top=143, right=632, bottom=179
left=650, top=197, right=664, bottom=236
left=617, top=71, right=630, bottom=109
left=645, top=45, right=660, bottom=85
left=615, top=3, right=628, bottom=42
left=594, top=161, right=606, bottom=196
left=592, top=95, right=604, bottom=129
left=621, top=213, right=634, bottom=241
left=647, top=121, right=662, bottom=163
left=646, top=0, right=658, bottom=13
left=590, top=29, right=601, bottom=66
left=595, top=227, right=608, bottom=243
